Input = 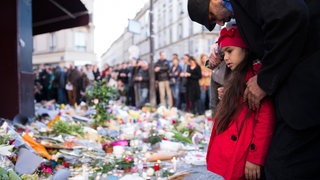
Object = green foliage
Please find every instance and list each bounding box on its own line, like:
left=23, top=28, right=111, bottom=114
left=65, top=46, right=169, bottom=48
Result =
left=52, top=120, right=83, bottom=137
left=116, top=156, right=134, bottom=170
left=147, top=135, right=162, bottom=145
left=96, top=162, right=115, bottom=173
left=0, top=135, right=10, bottom=145
left=0, top=167, right=9, bottom=180
left=171, top=123, right=195, bottom=144
left=8, top=169, right=21, bottom=180
left=86, top=79, right=117, bottom=126
left=172, top=130, right=193, bottom=144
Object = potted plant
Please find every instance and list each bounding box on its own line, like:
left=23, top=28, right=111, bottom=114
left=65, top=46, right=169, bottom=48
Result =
left=101, top=136, right=115, bottom=154
left=117, top=155, right=134, bottom=173
left=102, top=142, right=113, bottom=154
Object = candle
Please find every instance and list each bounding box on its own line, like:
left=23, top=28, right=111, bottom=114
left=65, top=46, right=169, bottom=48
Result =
left=154, top=160, right=161, bottom=171
left=172, top=157, right=177, bottom=171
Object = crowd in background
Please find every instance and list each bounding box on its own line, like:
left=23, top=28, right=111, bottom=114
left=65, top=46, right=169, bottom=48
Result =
left=33, top=50, right=217, bottom=115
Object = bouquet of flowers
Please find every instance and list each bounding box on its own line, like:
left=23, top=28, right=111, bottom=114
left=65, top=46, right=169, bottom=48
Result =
left=116, top=155, right=134, bottom=170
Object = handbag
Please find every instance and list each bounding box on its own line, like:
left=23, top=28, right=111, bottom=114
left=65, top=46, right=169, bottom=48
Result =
left=65, top=83, right=73, bottom=91
left=169, top=78, right=176, bottom=85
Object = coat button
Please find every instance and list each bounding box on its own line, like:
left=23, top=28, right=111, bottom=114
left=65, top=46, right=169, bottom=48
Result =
left=250, top=143, right=256, bottom=150
left=231, top=135, right=237, bottom=141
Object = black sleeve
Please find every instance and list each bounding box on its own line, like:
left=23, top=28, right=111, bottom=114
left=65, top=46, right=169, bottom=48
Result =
left=256, top=0, right=309, bottom=95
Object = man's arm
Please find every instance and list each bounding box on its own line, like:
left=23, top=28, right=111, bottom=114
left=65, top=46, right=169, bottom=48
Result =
left=243, top=0, right=309, bottom=109
left=256, top=0, right=309, bottom=95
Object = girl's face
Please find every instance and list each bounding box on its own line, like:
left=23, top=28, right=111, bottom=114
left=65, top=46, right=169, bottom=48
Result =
left=221, top=46, right=246, bottom=70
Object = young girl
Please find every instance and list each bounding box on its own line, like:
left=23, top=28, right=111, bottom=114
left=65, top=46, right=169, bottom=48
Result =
left=206, top=27, right=275, bottom=180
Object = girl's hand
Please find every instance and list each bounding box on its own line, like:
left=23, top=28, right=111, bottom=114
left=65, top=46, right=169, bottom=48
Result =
left=245, top=161, right=261, bottom=180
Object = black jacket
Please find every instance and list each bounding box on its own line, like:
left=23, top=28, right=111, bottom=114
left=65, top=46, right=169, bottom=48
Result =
left=230, top=0, right=320, bottom=179
left=231, top=0, right=320, bottom=129
left=154, top=59, right=170, bottom=81
left=136, top=68, right=150, bottom=89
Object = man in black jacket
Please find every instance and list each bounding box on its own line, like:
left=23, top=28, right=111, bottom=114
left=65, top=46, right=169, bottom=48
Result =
left=188, top=0, right=320, bottom=179
left=154, top=51, right=173, bottom=108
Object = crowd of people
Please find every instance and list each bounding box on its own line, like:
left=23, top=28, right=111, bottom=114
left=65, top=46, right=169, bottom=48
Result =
left=33, top=51, right=216, bottom=115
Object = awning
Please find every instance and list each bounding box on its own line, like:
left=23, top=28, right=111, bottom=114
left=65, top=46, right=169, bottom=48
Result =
left=32, top=0, right=90, bottom=35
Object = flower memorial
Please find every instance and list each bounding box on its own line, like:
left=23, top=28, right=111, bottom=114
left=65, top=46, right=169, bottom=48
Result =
left=0, top=94, right=213, bottom=179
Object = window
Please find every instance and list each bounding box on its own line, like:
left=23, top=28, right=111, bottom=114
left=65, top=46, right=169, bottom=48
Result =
left=49, top=32, right=57, bottom=51
left=169, top=28, right=172, bottom=43
left=75, top=32, right=86, bottom=51
left=178, top=23, right=183, bottom=40
left=179, top=1, right=184, bottom=16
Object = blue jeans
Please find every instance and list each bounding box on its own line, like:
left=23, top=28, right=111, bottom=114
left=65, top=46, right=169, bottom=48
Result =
left=171, top=82, right=180, bottom=108
left=57, top=88, right=67, bottom=104
left=139, top=88, right=149, bottom=107
left=200, top=86, right=209, bottom=114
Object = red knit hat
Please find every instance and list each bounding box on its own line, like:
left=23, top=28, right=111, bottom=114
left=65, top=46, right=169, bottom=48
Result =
left=218, top=27, right=248, bottom=49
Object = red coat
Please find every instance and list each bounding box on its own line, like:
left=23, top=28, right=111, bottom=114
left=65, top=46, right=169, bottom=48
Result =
left=206, top=63, right=275, bottom=180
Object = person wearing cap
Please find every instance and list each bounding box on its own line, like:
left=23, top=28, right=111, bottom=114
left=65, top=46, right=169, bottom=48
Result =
left=135, top=60, right=150, bottom=108
left=188, top=0, right=320, bottom=179
left=206, top=26, right=275, bottom=180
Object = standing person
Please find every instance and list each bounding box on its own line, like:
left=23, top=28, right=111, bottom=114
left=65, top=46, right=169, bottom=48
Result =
left=179, top=54, right=190, bottom=111
left=199, top=53, right=211, bottom=114
left=169, top=56, right=182, bottom=108
left=188, top=0, right=320, bottom=179
left=185, top=56, right=202, bottom=115
left=39, top=64, right=51, bottom=101
left=127, top=58, right=139, bottom=106
left=117, top=62, right=129, bottom=88
left=207, top=26, right=275, bottom=180
left=66, top=64, right=81, bottom=106
left=100, top=64, right=109, bottom=80
left=135, top=60, right=150, bottom=108
left=54, top=64, right=67, bottom=105
left=92, top=64, right=101, bottom=81
left=84, top=64, right=95, bottom=82
left=154, top=51, right=173, bottom=108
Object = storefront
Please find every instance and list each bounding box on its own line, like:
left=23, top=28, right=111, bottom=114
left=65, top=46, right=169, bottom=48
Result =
left=0, top=0, right=89, bottom=119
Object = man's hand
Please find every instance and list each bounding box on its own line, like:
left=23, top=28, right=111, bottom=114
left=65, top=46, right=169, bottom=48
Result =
left=245, top=161, right=261, bottom=180
left=208, top=43, right=223, bottom=67
left=243, top=75, right=266, bottom=110
left=217, top=87, right=224, bottom=100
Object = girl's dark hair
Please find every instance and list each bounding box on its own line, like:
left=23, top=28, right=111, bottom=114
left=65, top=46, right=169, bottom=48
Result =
left=214, top=49, right=255, bottom=134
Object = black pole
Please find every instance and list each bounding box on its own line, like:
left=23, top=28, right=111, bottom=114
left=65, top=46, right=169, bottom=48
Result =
left=149, top=0, right=156, bottom=107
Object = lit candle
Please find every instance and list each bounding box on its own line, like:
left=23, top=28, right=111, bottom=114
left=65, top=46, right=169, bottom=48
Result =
left=154, top=160, right=161, bottom=171
left=172, top=157, right=177, bottom=171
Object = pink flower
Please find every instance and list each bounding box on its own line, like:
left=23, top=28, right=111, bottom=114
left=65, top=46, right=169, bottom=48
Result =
left=124, top=155, right=133, bottom=162
left=43, top=167, right=53, bottom=174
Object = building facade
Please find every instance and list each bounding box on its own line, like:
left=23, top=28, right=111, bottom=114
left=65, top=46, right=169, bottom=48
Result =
left=32, top=0, right=96, bottom=67
left=101, top=0, right=222, bottom=66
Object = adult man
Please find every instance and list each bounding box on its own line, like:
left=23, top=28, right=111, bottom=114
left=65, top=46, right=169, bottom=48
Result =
left=54, top=64, right=67, bottom=104
left=66, top=64, right=81, bottom=106
left=188, top=0, right=320, bottom=179
left=154, top=51, right=173, bottom=108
